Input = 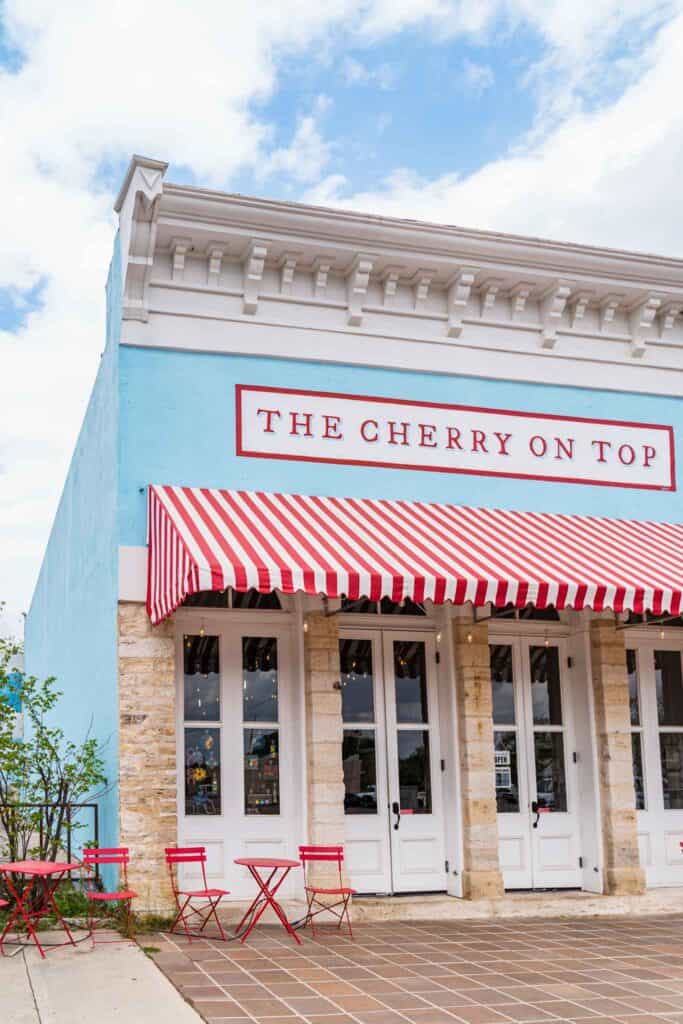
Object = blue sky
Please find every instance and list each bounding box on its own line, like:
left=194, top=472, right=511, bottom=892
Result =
left=1, top=0, right=683, bottom=636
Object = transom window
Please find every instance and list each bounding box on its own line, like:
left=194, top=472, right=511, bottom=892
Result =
left=183, top=588, right=281, bottom=609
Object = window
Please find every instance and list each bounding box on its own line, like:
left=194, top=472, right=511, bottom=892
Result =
left=490, top=644, right=520, bottom=813
left=183, top=588, right=281, bottom=609
left=627, top=649, right=645, bottom=810
left=340, top=596, right=426, bottom=615
left=656, top=649, right=683, bottom=809
left=183, top=634, right=221, bottom=815
left=243, top=637, right=280, bottom=814
left=490, top=603, right=560, bottom=621
left=340, top=638, right=378, bottom=814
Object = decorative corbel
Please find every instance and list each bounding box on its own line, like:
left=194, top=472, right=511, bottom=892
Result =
left=479, top=279, right=503, bottom=318
left=205, top=243, right=225, bottom=287
left=539, top=281, right=572, bottom=349
left=659, top=300, right=683, bottom=337
left=279, top=252, right=301, bottom=295
left=599, top=294, right=622, bottom=333
left=243, top=241, right=269, bottom=315
left=346, top=255, right=374, bottom=326
left=170, top=237, right=192, bottom=282
left=382, top=267, right=403, bottom=305
left=312, top=256, right=333, bottom=296
left=509, top=283, right=533, bottom=321
left=412, top=269, right=436, bottom=311
left=447, top=268, right=477, bottom=338
left=568, top=290, right=593, bottom=329
left=628, top=293, right=662, bottom=358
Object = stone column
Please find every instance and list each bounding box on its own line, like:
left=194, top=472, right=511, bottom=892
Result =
left=303, top=611, right=346, bottom=888
left=590, top=617, right=645, bottom=895
left=118, top=601, right=177, bottom=913
left=452, top=618, right=505, bottom=899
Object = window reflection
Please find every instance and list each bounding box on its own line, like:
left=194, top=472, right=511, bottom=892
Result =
left=490, top=645, right=515, bottom=725
left=343, top=730, right=377, bottom=814
left=397, top=731, right=431, bottom=813
left=340, top=639, right=374, bottom=723
left=185, top=727, right=221, bottom=815
left=627, top=649, right=640, bottom=726
left=184, top=635, right=220, bottom=721
left=494, top=732, right=519, bottom=812
left=394, top=641, right=428, bottom=723
left=242, top=637, right=278, bottom=722
left=656, top=650, right=683, bottom=726
left=529, top=646, right=563, bottom=725
left=244, top=728, right=279, bottom=814
left=632, top=733, right=645, bottom=811
left=534, top=732, right=567, bottom=812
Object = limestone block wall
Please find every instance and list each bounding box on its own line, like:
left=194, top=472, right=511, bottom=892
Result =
left=590, top=618, right=645, bottom=895
left=452, top=619, right=505, bottom=900
left=118, top=601, right=177, bottom=913
left=303, top=611, right=347, bottom=888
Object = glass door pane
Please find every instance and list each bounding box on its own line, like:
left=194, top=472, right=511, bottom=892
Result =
left=340, top=638, right=378, bottom=814
left=528, top=645, right=567, bottom=813
left=392, top=639, right=432, bottom=814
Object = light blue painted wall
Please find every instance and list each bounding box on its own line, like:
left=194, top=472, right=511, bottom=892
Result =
left=25, top=234, right=121, bottom=860
left=119, top=347, right=683, bottom=544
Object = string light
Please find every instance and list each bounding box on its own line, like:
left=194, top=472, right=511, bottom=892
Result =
left=436, top=632, right=442, bottom=644
left=466, top=632, right=473, bottom=644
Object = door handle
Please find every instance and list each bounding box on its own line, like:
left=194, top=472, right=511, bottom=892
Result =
left=531, top=800, right=547, bottom=828
left=392, top=801, right=400, bottom=830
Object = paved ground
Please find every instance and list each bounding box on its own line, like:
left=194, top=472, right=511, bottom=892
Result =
left=2, top=929, right=200, bottom=1023
left=150, top=916, right=683, bottom=1024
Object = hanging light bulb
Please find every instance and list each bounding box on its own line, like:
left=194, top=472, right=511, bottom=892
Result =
left=466, top=632, right=473, bottom=644
left=660, top=628, right=666, bottom=639
left=303, top=621, right=309, bottom=633
left=199, top=625, right=205, bottom=638
left=436, top=632, right=442, bottom=643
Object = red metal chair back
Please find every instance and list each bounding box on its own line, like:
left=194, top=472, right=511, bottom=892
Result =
left=298, top=845, right=344, bottom=888
left=82, top=847, right=130, bottom=889
left=165, top=846, right=209, bottom=896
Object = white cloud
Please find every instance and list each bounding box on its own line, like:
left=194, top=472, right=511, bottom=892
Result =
left=1, top=0, right=682, bottom=637
left=307, top=8, right=683, bottom=255
left=461, top=58, right=495, bottom=95
left=342, top=56, right=397, bottom=89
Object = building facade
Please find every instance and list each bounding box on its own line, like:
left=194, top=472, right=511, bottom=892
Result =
left=25, top=155, right=683, bottom=912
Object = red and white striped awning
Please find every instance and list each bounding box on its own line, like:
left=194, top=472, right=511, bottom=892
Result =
left=147, top=484, right=683, bottom=624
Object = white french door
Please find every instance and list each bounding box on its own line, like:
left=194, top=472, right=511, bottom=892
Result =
left=491, top=636, right=582, bottom=889
left=341, top=629, right=446, bottom=894
left=176, top=617, right=300, bottom=900
left=628, top=641, right=683, bottom=886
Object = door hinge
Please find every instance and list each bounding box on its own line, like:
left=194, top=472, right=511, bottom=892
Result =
left=440, top=758, right=445, bottom=772
left=572, top=751, right=578, bottom=764
left=444, top=859, right=449, bottom=873
left=578, top=856, right=584, bottom=868
left=435, top=651, right=441, bottom=664
left=567, top=656, right=573, bottom=669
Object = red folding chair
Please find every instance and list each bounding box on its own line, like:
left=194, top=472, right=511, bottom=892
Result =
left=82, top=847, right=137, bottom=944
left=165, top=846, right=229, bottom=942
left=0, top=898, right=8, bottom=956
left=299, top=845, right=355, bottom=938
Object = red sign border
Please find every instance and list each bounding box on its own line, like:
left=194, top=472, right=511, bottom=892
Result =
left=235, top=384, right=676, bottom=492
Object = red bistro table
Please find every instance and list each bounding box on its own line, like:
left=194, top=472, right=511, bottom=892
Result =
left=0, top=861, right=82, bottom=959
left=234, top=857, right=301, bottom=944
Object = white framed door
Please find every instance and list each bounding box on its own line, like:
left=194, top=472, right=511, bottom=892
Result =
left=628, top=639, right=683, bottom=886
left=341, top=628, right=446, bottom=894
left=491, top=636, right=582, bottom=889
left=176, top=616, right=300, bottom=900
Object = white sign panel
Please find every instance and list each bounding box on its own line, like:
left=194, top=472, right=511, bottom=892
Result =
left=236, top=385, right=675, bottom=491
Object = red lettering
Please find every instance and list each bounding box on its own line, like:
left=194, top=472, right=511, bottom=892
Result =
left=471, top=429, right=488, bottom=453
left=592, top=439, right=611, bottom=463
left=388, top=421, right=410, bottom=446
left=618, top=443, right=636, bottom=466
left=256, top=407, right=281, bottom=433
left=322, top=415, right=343, bottom=440
left=554, top=436, right=575, bottom=461
left=418, top=423, right=437, bottom=448
left=360, top=419, right=379, bottom=443
left=643, top=444, right=656, bottom=468
left=446, top=427, right=463, bottom=451
left=529, top=435, right=547, bottom=457
left=493, top=431, right=512, bottom=456
left=289, top=411, right=313, bottom=436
